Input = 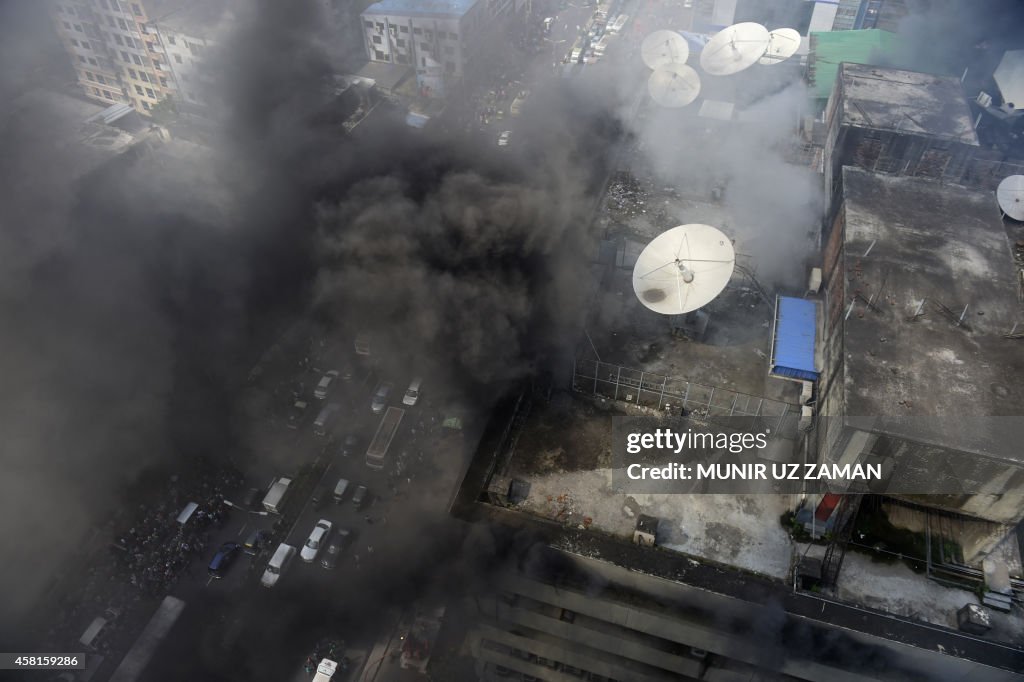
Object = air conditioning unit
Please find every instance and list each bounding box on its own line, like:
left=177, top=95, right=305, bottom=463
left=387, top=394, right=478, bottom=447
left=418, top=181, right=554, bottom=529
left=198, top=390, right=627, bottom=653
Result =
left=807, top=267, right=822, bottom=296
left=977, top=91, right=993, bottom=107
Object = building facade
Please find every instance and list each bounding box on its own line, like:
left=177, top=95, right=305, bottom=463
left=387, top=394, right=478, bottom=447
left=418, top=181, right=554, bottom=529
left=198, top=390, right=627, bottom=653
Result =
left=46, top=0, right=225, bottom=117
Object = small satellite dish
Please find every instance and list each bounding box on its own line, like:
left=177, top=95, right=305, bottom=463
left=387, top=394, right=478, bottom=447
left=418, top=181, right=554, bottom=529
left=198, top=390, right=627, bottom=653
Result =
left=997, top=175, right=1024, bottom=220
left=699, top=22, right=770, bottom=76
left=759, top=28, right=801, bottom=65
left=648, top=64, right=701, bottom=108
left=641, top=30, right=690, bottom=70
left=633, top=224, right=736, bottom=315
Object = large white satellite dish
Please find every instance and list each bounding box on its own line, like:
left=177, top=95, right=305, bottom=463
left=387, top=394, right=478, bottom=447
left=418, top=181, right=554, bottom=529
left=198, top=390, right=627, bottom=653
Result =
left=633, top=224, right=736, bottom=315
left=759, top=28, right=800, bottom=65
left=997, top=175, right=1024, bottom=220
left=641, top=30, right=690, bottom=70
left=700, top=22, right=770, bottom=76
left=648, top=64, right=701, bottom=108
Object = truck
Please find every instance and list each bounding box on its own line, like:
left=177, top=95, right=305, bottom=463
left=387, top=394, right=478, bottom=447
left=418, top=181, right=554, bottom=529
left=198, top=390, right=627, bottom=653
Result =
left=366, top=407, right=405, bottom=470
left=354, top=333, right=371, bottom=356
left=262, top=477, right=292, bottom=513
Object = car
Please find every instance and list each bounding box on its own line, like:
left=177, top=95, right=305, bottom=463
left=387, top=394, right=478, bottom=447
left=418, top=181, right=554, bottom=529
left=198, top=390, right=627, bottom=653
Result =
left=339, top=434, right=359, bottom=457
left=311, top=485, right=331, bottom=510
left=261, top=543, right=296, bottom=587
left=300, top=520, right=333, bottom=562
left=241, top=487, right=262, bottom=509
left=320, top=529, right=351, bottom=569
left=287, top=400, right=309, bottom=429
left=243, top=529, right=271, bottom=555
left=684, top=0, right=693, bottom=6
left=332, top=477, right=350, bottom=503
left=351, top=485, right=369, bottom=510
left=208, top=542, right=241, bottom=578
left=498, top=130, right=511, bottom=147
left=371, top=382, right=394, bottom=414
left=402, top=377, right=423, bottom=406
left=314, top=370, right=340, bottom=400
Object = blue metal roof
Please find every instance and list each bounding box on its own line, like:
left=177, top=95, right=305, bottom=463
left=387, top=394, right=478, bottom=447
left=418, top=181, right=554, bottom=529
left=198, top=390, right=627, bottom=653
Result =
left=363, top=0, right=477, bottom=18
left=771, top=297, right=819, bottom=381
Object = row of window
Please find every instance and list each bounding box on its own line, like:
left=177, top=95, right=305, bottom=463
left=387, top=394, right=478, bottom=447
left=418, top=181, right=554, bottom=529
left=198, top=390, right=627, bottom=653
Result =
left=365, top=20, right=459, bottom=41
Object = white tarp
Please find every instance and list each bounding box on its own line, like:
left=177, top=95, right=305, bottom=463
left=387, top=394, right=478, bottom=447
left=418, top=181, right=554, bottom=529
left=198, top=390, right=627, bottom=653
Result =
left=994, top=49, right=1024, bottom=108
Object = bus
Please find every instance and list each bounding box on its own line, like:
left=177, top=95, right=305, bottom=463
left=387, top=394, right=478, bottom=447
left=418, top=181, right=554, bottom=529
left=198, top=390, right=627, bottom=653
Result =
left=608, top=14, right=629, bottom=34
left=568, top=37, right=585, bottom=64
left=108, top=596, right=186, bottom=682
left=366, top=406, right=405, bottom=470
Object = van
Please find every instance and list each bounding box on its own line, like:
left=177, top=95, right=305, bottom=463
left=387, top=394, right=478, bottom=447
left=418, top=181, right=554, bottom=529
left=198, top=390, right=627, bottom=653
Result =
left=332, top=477, right=350, bottom=503
left=351, top=485, right=369, bottom=510
left=261, top=543, right=296, bottom=587
left=262, top=477, right=292, bottom=513
left=402, top=377, right=423, bottom=406
left=313, top=402, right=342, bottom=437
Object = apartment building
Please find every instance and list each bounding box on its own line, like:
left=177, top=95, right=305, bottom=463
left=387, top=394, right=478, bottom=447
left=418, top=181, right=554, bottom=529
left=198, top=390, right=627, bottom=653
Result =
left=46, top=0, right=226, bottom=117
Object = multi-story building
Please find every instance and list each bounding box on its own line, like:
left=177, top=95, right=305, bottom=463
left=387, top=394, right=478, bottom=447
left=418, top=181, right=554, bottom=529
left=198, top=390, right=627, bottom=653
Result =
left=46, top=0, right=227, bottom=117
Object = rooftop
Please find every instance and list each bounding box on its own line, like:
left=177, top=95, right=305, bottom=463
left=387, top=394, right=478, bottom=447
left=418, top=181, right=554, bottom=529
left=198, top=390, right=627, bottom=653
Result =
left=808, top=29, right=903, bottom=101
left=838, top=168, right=1024, bottom=448
left=362, top=0, right=478, bottom=19
left=145, top=0, right=231, bottom=38
left=838, top=63, right=980, bottom=145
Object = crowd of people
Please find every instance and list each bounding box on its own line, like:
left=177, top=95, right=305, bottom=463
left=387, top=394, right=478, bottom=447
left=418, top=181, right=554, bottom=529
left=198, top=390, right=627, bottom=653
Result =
left=113, top=469, right=242, bottom=596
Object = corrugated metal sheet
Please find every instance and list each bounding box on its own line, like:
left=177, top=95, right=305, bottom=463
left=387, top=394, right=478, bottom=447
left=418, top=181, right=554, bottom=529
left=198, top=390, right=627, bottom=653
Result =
left=808, top=29, right=898, bottom=100
left=771, top=296, right=819, bottom=381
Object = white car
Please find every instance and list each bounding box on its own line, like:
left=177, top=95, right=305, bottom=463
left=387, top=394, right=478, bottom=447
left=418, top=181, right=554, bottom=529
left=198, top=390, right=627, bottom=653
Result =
left=313, top=370, right=340, bottom=400
left=300, top=520, right=333, bottom=562
left=498, top=131, right=511, bottom=147
left=403, top=377, right=423, bottom=406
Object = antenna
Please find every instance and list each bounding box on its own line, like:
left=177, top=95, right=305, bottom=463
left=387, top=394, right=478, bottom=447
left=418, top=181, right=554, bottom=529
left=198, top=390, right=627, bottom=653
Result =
left=758, top=28, right=800, bottom=66
left=699, top=22, right=770, bottom=76
left=641, top=30, right=690, bottom=70
left=632, top=224, right=736, bottom=315
left=648, top=64, right=701, bottom=108
left=996, top=175, right=1024, bottom=221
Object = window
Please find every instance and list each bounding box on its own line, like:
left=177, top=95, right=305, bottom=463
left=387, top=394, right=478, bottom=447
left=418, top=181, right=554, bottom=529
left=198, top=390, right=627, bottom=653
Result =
left=147, top=41, right=155, bottom=51
left=132, top=54, right=142, bottom=65
left=396, top=53, right=408, bottom=64
left=413, top=27, right=421, bottom=35
left=372, top=35, right=382, bottom=44
left=128, top=68, right=137, bottom=78
left=374, top=49, right=385, bottom=60
left=80, top=40, right=89, bottom=49
left=132, top=3, right=142, bottom=15
left=88, top=57, right=97, bottom=65
left=142, top=101, right=150, bottom=110
left=121, top=51, right=130, bottom=61
left=135, top=84, right=144, bottom=94
left=400, top=25, right=408, bottom=33
left=78, top=55, right=87, bottom=63
left=70, top=38, right=79, bottom=46
left=110, top=0, right=120, bottom=10
left=117, top=18, right=127, bottom=30
left=146, top=87, right=155, bottom=98
left=375, top=22, right=384, bottom=31
left=139, top=71, right=148, bottom=82
left=106, top=16, right=115, bottom=27
left=396, top=38, right=406, bottom=48
left=124, top=36, right=134, bottom=48
left=86, top=71, right=95, bottom=80
left=153, top=60, right=161, bottom=70
left=425, top=30, right=432, bottom=39
left=96, top=75, right=106, bottom=84
left=93, top=87, right=102, bottom=96
left=114, top=34, right=123, bottom=45
left=63, top=21, right=72, bottom=29
left=103, top=90, right=113, bottom=100
left=159, top=76, right=167, bottom=87
left=174, top=54, right=182, bottom=63
left=167, top=35, right=175, bottom=45
left=364, top=20, right=372, bottom=28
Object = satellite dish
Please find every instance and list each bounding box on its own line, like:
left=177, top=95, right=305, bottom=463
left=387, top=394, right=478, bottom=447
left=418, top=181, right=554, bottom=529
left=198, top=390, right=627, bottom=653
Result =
left=699, top=22, right=770, bottom=76
left=632, top=224, right=736, bottom=315
left=759, top=28, right=801, bottom=65
left=641, top=30, right=690, bottom=70
left=997, top=174, right=1024, bottom=220
left=648, top=64, right=701, bottom=108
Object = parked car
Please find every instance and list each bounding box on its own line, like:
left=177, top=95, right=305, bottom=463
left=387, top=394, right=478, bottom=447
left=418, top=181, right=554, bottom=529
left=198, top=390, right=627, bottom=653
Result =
left=332, top=477, right=350, bottom=504
left=314, top=370, right=340, bottom=399
left=261, top=543, right=296, bottom=587
left=371, top=382, right=394, bottom=414
left=300, top=520, right=333, bottom=562
left=241, top=487, right=262, bottom=509
left=208, top=542, right=241, bottom=579
left=498, top=130, right=511, bottom=147
left=311, top=485, right=330, bottom=510
left=320, top=529, right=350, bottom=569
left=243, top=529, right=271, bottom=556
left=402, top=377, right=423, bottom=406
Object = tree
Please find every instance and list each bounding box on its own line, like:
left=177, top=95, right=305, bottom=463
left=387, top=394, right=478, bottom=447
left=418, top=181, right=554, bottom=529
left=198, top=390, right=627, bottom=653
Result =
left=150, top=96, right=178, bottom=125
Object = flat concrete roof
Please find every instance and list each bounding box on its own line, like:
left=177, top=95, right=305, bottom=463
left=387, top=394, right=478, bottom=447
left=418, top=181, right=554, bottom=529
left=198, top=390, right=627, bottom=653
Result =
left=839, top=168, right=1024, bottom=457
left=146, top=0, right=229, bottom=38
left=839, top=63, right=979, bottom=145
